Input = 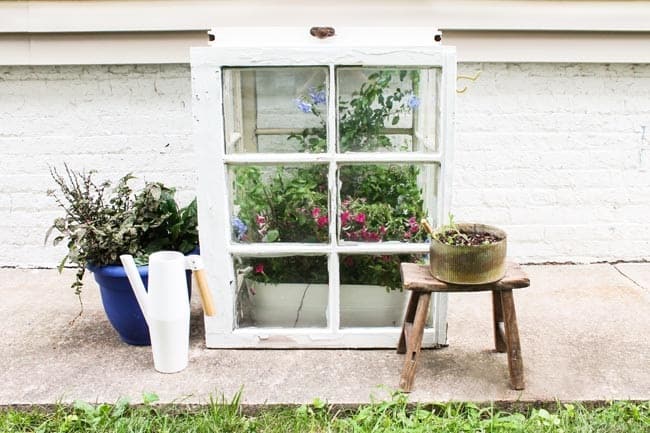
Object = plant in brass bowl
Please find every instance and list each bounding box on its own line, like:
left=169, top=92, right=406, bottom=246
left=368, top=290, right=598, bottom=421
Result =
left=429, top=215, right=507, bottom=285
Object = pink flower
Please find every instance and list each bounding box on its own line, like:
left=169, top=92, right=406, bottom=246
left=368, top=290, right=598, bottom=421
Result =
left=404, top=231, right=412, bottom=239
left=410, top=223, right=420, bottom=234
left=256, top=215, right=266, bottom=226
left=408, top=216, right=417, bottom=225
left=365, top=231, right=380, bottom=242
left=340, top=211, right=351, bottom=226
left=254, top=263, right=265, bottom=274
left=311, top=207, right=321, bottom=218
left=379, top=226, right=387, bottom=235
left=354, top=213, right=366, bottom=224
left=317, top=215, right=328, bottom=228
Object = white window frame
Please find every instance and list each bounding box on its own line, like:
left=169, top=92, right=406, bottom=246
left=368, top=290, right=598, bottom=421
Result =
left=191, top=28, right=456, bottom=348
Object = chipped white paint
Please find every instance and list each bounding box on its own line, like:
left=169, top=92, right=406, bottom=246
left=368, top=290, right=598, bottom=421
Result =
left=191, top=27, right=455, bottom=348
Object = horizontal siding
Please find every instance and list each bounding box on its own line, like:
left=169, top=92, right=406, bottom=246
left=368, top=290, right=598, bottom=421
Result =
left=1, top=0, right=648, bottom=33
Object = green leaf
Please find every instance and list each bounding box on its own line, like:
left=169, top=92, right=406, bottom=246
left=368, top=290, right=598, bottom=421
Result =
left=73, top=400, right=96, bottom=416
left=112, top=397, right=130, bottom=418
left=264, top=230, right=280, bottom=243
left=142, top=392, right=160, bottom=405
left=391, top=116, right=400, bottom=125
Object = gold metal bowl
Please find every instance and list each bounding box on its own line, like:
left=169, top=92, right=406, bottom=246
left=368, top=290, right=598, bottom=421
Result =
left=429, top=223, right=507, bottom=285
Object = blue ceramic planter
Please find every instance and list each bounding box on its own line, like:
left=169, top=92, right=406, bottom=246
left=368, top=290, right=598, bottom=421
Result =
left=88, top=263, right=191, bottom=346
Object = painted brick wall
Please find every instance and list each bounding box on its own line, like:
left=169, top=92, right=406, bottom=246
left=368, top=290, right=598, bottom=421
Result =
left=0, top=64, right=196, bottom=266
left=454, top=63, right=650, bottom=262
left=1, top=62, right=648, bottom=266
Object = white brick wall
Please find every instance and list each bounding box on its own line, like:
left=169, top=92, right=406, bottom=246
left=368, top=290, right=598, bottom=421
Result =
left=454, top=63, right=650, bottom=262
left=1, top=62, right=648, bottom=266
left=0, top=64, right=196, bottom=266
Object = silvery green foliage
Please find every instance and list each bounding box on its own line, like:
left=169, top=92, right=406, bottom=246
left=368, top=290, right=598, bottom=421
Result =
left=46, top=165, right=198, bottom=296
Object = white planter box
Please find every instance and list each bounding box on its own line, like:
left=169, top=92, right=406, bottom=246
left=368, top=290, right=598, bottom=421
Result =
left=240, top=281, right=431, bottom=328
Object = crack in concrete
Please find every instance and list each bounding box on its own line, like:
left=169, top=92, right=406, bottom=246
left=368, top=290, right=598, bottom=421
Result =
left=612, top=264, right=647, bottom=291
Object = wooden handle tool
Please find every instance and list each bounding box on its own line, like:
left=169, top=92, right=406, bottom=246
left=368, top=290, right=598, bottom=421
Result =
left=420, top=219, right=435, bottom=236
left=193, top=269, right=216, bottom=316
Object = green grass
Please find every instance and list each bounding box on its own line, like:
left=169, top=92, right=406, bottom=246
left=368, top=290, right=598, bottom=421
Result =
left=1, top=391, right=647, bottom=433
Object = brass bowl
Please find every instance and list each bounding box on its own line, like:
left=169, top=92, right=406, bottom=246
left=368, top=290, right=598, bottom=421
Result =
left=429, top=223, right=507, bottom=285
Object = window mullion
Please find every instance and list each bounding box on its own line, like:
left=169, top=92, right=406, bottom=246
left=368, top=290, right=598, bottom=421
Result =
left=327, top=63, right=340, bottom=332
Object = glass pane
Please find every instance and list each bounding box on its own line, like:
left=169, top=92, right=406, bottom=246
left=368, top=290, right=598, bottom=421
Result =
left=338, top=163, right=438, bottom=243
left=234, top=255, right=329, bottom=328
left=230, top=164, right=329, bottom=243
left=337, top=67, right=440, bottom=152
left=222, top=67, right=328, bottom=153
left=339, top=254, right=424, bottom=328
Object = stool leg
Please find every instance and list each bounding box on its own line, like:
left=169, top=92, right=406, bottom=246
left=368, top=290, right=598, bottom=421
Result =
left=399, top=292, right=431, bottom=392
left=492, top=291, right=507, bottom=353
left=398, top=291, right=420, bottom=354
left=501, top=289, right=525, bottom=390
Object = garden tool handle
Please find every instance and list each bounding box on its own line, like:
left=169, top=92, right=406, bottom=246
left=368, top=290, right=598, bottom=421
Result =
left=420, top=219, right=435, bottom=236
left=193, top=269, right=216, bottom=316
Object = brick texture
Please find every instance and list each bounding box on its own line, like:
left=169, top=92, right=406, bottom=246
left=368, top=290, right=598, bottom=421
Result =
left=1, top=63, right=649, bottom=266
left=0, top=64, right=196, bottom=266
left=454, top=63, right=650, bottom=262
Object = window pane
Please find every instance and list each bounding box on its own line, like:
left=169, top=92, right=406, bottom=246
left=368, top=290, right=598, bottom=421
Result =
left=338, top=163, right=438, bottom=243
left=339, top=254, right=424, bottom=328
left=223, top=67, right=328, bottom=154
left=230, top=164, right=329, bottom=243
left=234, top=255, right=329, bottom=328
left=337, top=67, right=440, bottom=153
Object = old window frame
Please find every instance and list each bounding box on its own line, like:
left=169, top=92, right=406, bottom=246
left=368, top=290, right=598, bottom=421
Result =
left=191, top=31, right=456, bottom=348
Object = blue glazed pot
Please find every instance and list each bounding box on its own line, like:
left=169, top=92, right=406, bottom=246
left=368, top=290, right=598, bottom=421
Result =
left=88, top=263, right=192, bottom=346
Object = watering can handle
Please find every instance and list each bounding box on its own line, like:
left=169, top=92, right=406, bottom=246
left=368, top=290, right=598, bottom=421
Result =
left=186, top=255, right=216, bottom=317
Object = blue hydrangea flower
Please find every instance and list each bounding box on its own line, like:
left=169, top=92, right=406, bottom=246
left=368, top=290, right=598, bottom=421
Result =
left=308, top=87, right=327, bottom=105
left=407, top=94, right=421, bottom=109
left=232, top=217, right=248, bottom=241
left=294, top=98, right=312, bottom=113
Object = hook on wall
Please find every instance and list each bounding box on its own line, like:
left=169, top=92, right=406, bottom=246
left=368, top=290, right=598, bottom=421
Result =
left=456, top=71, right=482, bottom=94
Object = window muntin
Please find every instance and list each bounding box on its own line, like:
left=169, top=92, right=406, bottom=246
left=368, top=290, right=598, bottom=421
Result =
left=225, top=66, right=441, bottom=329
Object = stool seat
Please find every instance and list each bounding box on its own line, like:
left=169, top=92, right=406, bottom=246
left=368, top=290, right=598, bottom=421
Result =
left=397, top=262, right=530, bottom=392
left=401, top=262, right=530, bottom=292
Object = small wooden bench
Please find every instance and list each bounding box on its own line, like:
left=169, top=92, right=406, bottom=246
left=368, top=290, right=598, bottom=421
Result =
left=397, top=262, right=530, bottom=392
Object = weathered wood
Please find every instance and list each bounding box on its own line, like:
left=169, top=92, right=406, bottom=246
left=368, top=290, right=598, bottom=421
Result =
left=492, top=291, right=507, bottom=353
left=399, top=292, right=431, bottom=392
left=397, top=261, right=529, bottom=392
left=398, top=292, right=420, bottom=354
left=501, top=289, right=525, bottom=390
left=401, top=262, right=530, bottom=293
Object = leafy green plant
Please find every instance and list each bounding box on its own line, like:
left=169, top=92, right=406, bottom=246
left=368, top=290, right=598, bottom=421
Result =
left=1, top=392, right=648, bottom=433
left=433, top=214, right=503, bottom=246
left=233, top=70, right=425, bottom=290
left=46, top=165, right=198, bottom=298
left=432, top=214, right=468, bottom=245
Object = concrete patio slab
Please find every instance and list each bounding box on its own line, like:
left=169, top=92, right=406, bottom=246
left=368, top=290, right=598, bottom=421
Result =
left=1, top=264, right=649, bottom=406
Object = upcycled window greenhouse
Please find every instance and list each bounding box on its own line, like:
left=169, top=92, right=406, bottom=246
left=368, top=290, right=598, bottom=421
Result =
left=191, top=28, right=456, bottom=347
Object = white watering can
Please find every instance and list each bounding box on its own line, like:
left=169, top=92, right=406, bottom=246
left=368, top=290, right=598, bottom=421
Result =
left=120, top=251, right=215, bottom=374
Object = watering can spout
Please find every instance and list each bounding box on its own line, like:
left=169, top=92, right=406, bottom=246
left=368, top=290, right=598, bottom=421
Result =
left=120, top=254, right=150, bottom=324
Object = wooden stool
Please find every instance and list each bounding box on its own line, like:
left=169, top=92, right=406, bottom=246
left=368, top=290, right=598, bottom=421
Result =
left=397, top=262, right=530, bottom=392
